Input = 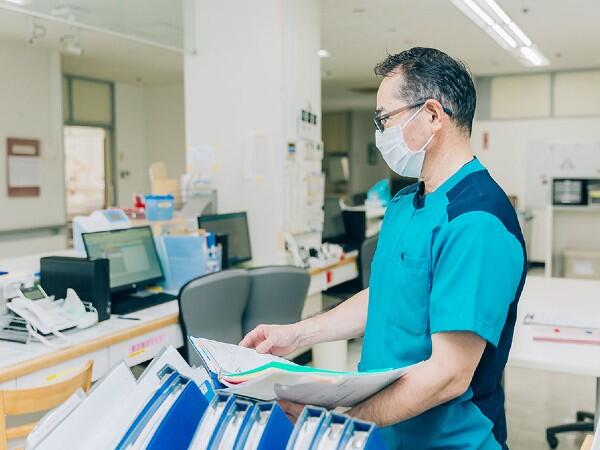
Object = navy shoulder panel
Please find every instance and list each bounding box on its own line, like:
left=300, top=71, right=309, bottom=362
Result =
left=390, top=181, right=420, bottom=204
left=446, top=170, right=523, bottom=245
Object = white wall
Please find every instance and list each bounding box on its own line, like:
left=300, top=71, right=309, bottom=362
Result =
left=472, top=117, right=600, bottom=207
left=184, top=0, right=321, bottom=265
left=144, top=83, right=186, bottom=177
left=0, top=41, right=66, bottom=232
left=0, top=40, right=67, bottom=256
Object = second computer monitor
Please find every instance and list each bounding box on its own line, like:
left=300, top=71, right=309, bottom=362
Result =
left=82, top=226, right=164, bottom=293
left=198, top=212, right=252, bottom=266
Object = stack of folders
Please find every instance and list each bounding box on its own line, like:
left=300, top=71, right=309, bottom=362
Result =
left=28, top=346, right=389, bottom=450
left=191, top=337, right=417, bottom=408
left=286, top=407, right=387, bottom=450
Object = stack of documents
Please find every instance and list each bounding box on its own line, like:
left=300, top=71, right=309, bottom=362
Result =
left=190, top=337, right=417, bottom=408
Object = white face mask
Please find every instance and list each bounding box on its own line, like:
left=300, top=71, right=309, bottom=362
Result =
left=375, top=104, right=434, bottom=178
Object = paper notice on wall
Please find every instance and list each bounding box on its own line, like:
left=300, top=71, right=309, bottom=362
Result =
left=8, top=155, right=41, bottom=188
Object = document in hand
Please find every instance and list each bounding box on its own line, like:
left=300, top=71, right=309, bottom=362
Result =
left=189, top=337, right=418, bottom=408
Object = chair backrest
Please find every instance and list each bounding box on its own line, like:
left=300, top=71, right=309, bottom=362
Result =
left=242, top=266, right=310, bottom=337
left=0, top=360, right=93, bottom=449
left=178, top=269, right=251, bottom=365
left=360, top=235, right=379, bottom=289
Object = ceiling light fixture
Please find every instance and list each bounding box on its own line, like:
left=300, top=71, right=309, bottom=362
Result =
left=4, top=0, right=32, bottom=5
left=451, top=0, right=549, bottom=67
left=507, top=21, right=532, bottom=46
left=491, top=23, right=517, bottom=48
left=318, top=49, right=330, bottom=58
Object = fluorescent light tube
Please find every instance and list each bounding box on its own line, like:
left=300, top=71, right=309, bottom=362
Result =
left=318, top=49, right=330, bottom=58
left=508, top=22, right=532, bottom=46
left=520, top=46, right=547, bottom=66
left=491, top=23, right=517, bottom=48
left=463, top=0, right=494, bottom=26
left=484, top=0, right=512, bottom=24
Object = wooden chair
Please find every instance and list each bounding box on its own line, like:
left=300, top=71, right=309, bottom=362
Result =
left=0, top=361, right=93, bottom=450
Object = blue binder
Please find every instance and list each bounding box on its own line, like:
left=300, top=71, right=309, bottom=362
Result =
left=337, top=419, right=388, bottom=450
left=309, top=412, right=352, bottom=450
left=115, top=367, right=212, bottom=450
left=233, top=402, right=293, bottom=450
left=189, top=393, right=237, bottom=449
left=208, top=397, right=254, bottom=450
left=285, top=407, right=328, bottom=450
left=146, top=379, right=212, bottom=450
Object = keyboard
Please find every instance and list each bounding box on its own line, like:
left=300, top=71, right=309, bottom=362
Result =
left=111, top=292, right=177, bottom=315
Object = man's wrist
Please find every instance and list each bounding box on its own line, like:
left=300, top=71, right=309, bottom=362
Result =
left=296, top=317, right=324, bottom=348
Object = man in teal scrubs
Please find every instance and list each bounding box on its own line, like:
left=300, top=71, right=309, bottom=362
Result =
left=241, top=47, right=526, bottom=449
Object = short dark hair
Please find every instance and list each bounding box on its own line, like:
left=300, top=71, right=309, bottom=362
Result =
left=374, top=47, right=476, bottom=135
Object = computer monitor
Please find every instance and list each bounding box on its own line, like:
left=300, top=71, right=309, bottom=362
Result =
left=82, top=226, right=164, bottom=293
left=198, top=212, right=252, bottom=265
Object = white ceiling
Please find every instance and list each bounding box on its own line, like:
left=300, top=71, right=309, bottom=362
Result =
left=321, top=0, right=600, bottom=106
left=0, top=6, right=182, bottom=85
left=0, top=0, right=183, bottom=49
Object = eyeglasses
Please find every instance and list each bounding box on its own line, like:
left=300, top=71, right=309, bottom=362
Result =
left=374, top=100, right=454, bottom=132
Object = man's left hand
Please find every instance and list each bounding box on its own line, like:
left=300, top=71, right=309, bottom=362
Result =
left=278, top=399, right=306, bottom=423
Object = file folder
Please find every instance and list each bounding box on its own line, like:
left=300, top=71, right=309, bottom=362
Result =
left=234, top=402, right=293, bottom=450
left=338, top=419, right=387, bottom=450
left=209, top=397, right=254, bottom=450
left=310, top=413, right=351, bottom=450
left=146, top=376, right=211, bottom=450
left=285, top=407, right=328, bottom=450
left=189, top=393, right=237, bottom=449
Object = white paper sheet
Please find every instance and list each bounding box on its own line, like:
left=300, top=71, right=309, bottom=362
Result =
left=8, top=156, right=41, bottom=188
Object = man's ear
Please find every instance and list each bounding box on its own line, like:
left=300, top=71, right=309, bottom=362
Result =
left=424, top=100, right=444, bottom=132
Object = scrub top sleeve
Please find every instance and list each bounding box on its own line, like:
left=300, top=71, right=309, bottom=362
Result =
left=429, top=212, right=524, bottom=347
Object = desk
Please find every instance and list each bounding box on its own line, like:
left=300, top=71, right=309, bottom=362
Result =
left=510, top=276, right=600, bottom=426
left=0, top=252, right=358, bottom=388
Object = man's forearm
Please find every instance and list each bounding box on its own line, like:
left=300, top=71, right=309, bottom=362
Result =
left=298, top=288, right=369, bottom=347
left=348, top=357, right=468, bottom=426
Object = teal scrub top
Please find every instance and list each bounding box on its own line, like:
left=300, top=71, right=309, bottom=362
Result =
left=359, top=159, right=526, bottom=450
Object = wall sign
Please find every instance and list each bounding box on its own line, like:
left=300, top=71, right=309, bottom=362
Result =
left=6, top=138, right=41, bottom=197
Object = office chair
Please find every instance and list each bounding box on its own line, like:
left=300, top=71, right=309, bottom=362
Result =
left=341, top=210, right=367, bottom=245
left=0, top=361, right=93, bottom=450
left=242, top=266, right=310, bottom=337
left=323, top=235, right=379, bottom=308
left=178, top=269, right=251, bottom=366
left=546, top=412, right=595, bottom=449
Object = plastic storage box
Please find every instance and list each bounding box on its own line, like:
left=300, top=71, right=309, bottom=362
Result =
left=145, top=195, right=174, bottom=221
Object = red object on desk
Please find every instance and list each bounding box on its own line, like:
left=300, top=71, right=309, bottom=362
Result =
left=326, top=271, right=333, bottom=284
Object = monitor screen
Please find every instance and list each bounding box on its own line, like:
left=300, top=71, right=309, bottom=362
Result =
left=198, top=212, right=252, bottom=265
left=82, top=226, right=164, bottom=292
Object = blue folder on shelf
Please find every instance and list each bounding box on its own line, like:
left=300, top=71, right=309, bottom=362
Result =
left=234, top=402, right=293, bottom=450
left=337, top=419, right=387, bottom=450
left=309, top=412, right=352, bottom=450
left=286, top=407, right=328, bottom=450
left=116, top=366, right=213, bottom=450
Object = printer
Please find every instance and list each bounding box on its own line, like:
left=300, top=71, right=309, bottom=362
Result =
left=72, top=209, right=131, bottom=252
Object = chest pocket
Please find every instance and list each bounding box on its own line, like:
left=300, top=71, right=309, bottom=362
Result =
left=372, top=249, right=431, bottom=336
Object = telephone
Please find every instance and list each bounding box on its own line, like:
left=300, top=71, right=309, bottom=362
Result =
left=7, top=285, right=77, bottom=336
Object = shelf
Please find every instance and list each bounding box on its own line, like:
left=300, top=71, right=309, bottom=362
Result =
left=552, top=206, right=600, bottom=213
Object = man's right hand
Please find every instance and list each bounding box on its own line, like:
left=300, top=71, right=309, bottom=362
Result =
left=239, top=323, right=303, bottom=356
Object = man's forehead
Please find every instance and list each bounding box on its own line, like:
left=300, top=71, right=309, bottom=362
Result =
left=377, top=71, right=405, bottom=110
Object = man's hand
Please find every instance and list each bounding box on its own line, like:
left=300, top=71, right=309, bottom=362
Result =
left=239, top=323, right=304, bottom=356
left=278, top=399, right=306, bottom=423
